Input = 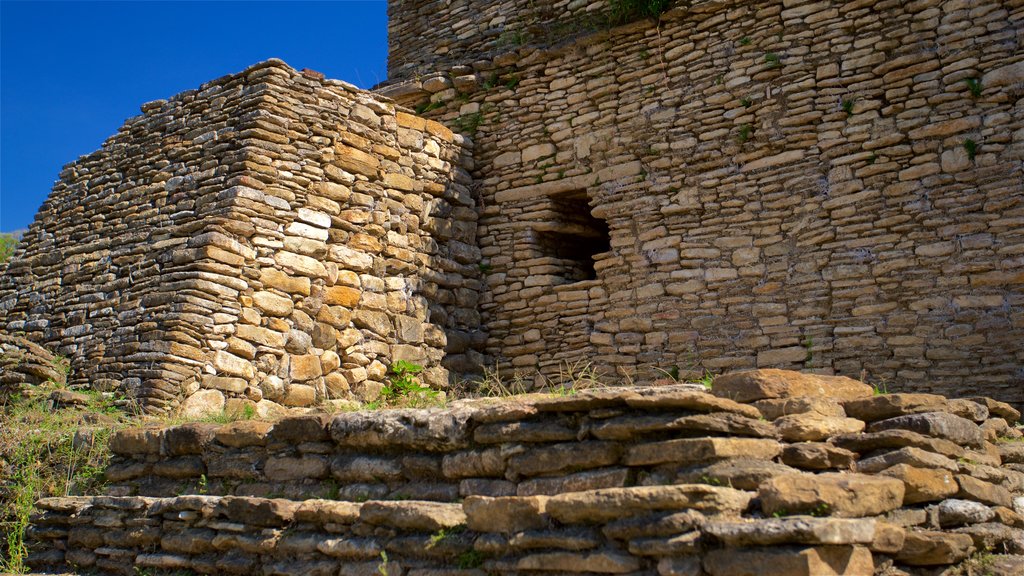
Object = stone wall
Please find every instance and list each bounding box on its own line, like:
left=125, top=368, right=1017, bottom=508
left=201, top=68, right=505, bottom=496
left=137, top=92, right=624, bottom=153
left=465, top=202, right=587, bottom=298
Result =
left=386, top=0, right=614, bottom=82
left=0, top=60, right=481, bottom=413
left=24, top=370, right=1024, bottom=575
left=381, top=0, right=1024, bottom=401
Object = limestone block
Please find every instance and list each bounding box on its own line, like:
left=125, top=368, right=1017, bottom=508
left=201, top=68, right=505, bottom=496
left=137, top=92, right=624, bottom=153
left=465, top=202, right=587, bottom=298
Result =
left=703, top=545, right=873, bottom=576
left=251, top=291, right=293, bottom=317
left=213, top=350, right=256, bottom=380
left=179, top=390, right=225, bottom=419
left=713, top=369, right=872, bottom=403
left=545, top=485, right=753, bottom=523
left=759, top=473, right=905, bottom=518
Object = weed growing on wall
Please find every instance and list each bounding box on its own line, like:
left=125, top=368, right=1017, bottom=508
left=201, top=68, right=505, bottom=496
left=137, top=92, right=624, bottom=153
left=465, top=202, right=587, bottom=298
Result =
left=964, top=78, right=982, bottom=98
left=374, top=360, right=440, bottom=408
left=841, top=98, right=855, bottom=116
left=963, top=138, right=978, bottom=161
left=453, top=112, right=484, bottom=136
left=608, top=0, right=671, bottom=25
left=737, top=123, right=754, bottom=143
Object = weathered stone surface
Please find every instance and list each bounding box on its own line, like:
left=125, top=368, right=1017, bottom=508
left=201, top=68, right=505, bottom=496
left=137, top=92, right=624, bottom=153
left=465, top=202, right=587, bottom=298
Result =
left=614, top=383, right=761, bottom=414
left=628, top=531, right=700, bottom=556
left=869, top=412, right=985, bottom=448
left=624, top=437, right=782, bottom=466
left=622, top=386, right=761, bottom=418
left=677, top=458, right=800, bottom=491
left=215, top=420, right=273, bottom=448
left=780, top=443, right=857, bottom=471
left=703, top=545, right=874, bottom=576
left=774, top=413, right=864, bottom=442
left=968, top=398, right=1021, bottom=425
left=832, top=429, right=965, bottom=460
left=952, top=523, right=1024, bottom=555
left=359, top=501, right=466, bottom=531
left=109, top=428, right=163, bottom=455
left=712, top=370, right=872, bottom=403
left=264, top=456, right=329, bottom=481
left=508, top=441, right=622, bottom=478
left=956, top=475, right=1013, bottom=508
left=294, top=499, right=361, bottom=524
left=316, top=537, right=381, bottom=559
left=163, top=423, right=218, bottom=456
left=998, top=442, right=1024, bottom=464
left=474, top=419, right=577, bottom=443
left=843, top=394, right=949, bottom=422
left=856, top=446, right=959, bottom=473
left=939, top=499, right=997, bottom=527
left=217, top=497, right=299, bottom=527
left=704, top=517, right=877, bottom=547
left=896, top=530, right=975, bottom=565
left=515, top=551, right=641, bottom=573
left=463, top=495, right=549, bottom=533
left=329, top=408, right=474, bottom=450
left=871, top=521, right=906, bottom=554
left=546, top=485, right=753, bottom=523
left=518, top=468, right=629, bottom=496
left=879, top=465, right=957, bottom=504
left=759, top=473, right=904, bottom=518
left=179, top=389, right=225, bottom=419
left=754, top=397, right=846, bottom=420
left=270, top=415, right=329, bottom=443
left=949, top=399, right=990, bottom=423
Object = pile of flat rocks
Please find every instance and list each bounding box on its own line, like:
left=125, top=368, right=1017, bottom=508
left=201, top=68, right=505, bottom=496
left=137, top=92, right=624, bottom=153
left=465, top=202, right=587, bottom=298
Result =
left=25, top=369, right=1024, bottom=575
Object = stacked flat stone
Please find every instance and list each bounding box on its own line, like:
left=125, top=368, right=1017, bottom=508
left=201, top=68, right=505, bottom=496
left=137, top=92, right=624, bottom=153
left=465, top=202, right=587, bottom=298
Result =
left=382, top=0, right=1024, bottom=403
left=26, top=369, right=1024, bottom=575
left=0, top=333, right=66, bottom=395
left=0, top=59, right=484, bottom=414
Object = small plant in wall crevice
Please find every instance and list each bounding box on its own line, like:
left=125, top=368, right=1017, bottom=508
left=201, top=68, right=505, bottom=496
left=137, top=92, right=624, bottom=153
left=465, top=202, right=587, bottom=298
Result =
left=737, top=123, right=754, bottom=143
left=841, top=98, right=855, bottom=117
left=378, top=360, right=439, bottom=408
left=964, top=77, right=982, bottom=98
left=607, top=0, right=672, bottom=24
left=963, top=138, right=978, bottom=161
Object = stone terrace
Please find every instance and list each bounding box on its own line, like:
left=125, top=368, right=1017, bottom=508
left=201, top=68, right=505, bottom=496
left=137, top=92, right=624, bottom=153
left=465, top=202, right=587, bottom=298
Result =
left=25, top=369, right=1024, bottom=575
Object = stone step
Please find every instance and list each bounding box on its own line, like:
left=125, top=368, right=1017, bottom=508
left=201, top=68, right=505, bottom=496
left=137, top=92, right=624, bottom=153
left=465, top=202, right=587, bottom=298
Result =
left=24, top=370, right=1024, bottom=574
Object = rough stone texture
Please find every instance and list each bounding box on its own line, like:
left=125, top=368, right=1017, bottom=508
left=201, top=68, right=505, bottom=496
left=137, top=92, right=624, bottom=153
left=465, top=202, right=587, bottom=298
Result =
left=774, top=413, right=864, bottom=442
left=896, top=530, right=975, bottom=566
left=0, top=333, right=66, bottom=395
left=714, top=370, right=873, bottom=403
left=879, top=464, right=957, bottom=505
left=869, top=411, right=986, bottom=447
left=382, top=0, right=1024, bottom=404
left=703, top=517, right=879, bottom=547
left=0, top=59, right=478, bottom=414
left=759, top=473, right=905, bottom=518
left=702, top=545, right=874, bottom=576
left=26, top=371, right=1024, bottom=575
left=545, top=485, right=754, bottom=524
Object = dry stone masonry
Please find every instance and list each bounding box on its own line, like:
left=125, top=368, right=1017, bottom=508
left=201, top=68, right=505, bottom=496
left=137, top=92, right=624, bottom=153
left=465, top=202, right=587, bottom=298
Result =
left=0, top=0, right=1022, bottom=412
left=382, top=0, right=1024, bottom=401
left=24, top=370, right=1024, bottom=574
left=4, top=2, right=1024, bottom=571
left=0, top=60, right=481, bottom=414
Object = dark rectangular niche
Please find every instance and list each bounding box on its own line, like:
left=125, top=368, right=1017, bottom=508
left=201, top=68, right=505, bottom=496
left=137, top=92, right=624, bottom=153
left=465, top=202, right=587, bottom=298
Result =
left=533, top=190, right=611, bottom=283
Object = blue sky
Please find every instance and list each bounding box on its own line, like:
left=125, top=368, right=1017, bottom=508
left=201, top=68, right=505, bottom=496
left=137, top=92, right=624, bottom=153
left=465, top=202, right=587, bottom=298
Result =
left=0, top=0, right=388, bottom=232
